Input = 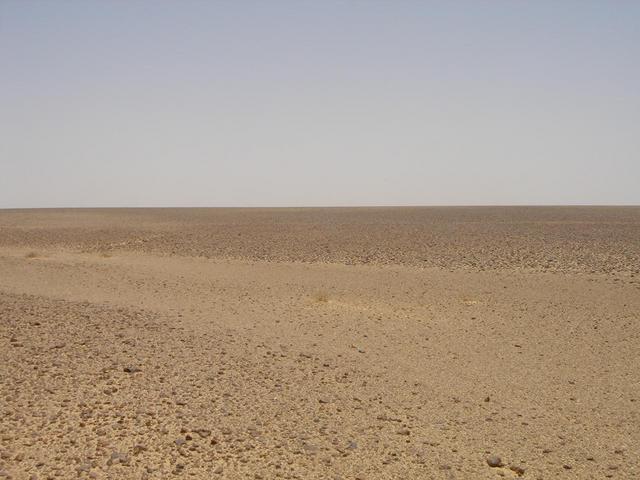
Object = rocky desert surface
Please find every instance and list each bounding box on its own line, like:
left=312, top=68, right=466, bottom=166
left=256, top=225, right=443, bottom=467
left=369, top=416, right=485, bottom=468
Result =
left=1, top=207, right=639, bottom=479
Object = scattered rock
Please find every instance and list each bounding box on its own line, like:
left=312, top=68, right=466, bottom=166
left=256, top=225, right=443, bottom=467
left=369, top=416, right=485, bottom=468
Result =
left=486, top=455, right=503, bottom=467
left=510, top=464, right=525, bottom=476
left=123, top=366, right=141, bottom=373
left=376, top=414, right=401, bottom=423
left=133, top=444, right=147, bottom=455
left=303, top=443, right=319, bottom=455
left=107, top=451, right=129, bottom=466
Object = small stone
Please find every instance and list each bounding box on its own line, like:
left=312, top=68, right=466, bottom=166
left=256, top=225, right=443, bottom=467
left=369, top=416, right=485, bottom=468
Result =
left=486, top=455, right=503, bottom=467
left=302, top=443, right=319, bottom=455
left=174, top=438, right=186, bottom=447
left=107, top=451, right=129, bottom=466
left=396, top=428, right=410, bottom=436
left=214, top=466, right=223, bottom=474
left=123, top=366, right=141, bottom=373
left=563, top=464, right=572, bottom=470
left=133, top=445, right=147, bottom=455
left=510, top=465, right=525, bottom=476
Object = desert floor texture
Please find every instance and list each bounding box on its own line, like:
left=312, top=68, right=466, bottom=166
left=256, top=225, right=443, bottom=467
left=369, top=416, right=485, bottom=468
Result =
left=0, top=207, right=639, bottom=480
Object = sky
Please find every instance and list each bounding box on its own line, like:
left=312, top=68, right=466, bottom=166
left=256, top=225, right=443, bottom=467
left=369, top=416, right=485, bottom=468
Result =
left=1, top=1, right=639, bottom=208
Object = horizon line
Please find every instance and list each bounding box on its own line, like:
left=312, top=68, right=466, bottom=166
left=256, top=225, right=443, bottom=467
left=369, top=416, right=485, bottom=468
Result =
left=2, top=204, right=640, bottom=211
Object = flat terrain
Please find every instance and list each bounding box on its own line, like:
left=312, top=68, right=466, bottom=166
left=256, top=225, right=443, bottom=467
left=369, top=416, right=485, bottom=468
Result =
left=1, top=207, right=639, bottom=479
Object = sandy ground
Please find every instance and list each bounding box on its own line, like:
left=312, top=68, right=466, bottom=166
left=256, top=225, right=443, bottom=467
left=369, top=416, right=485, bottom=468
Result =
left=0, top=207, right=639, bottom=479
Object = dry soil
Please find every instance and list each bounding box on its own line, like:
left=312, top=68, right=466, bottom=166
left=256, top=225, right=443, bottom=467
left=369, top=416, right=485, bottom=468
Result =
left=0, top=207, right=638, bottom=479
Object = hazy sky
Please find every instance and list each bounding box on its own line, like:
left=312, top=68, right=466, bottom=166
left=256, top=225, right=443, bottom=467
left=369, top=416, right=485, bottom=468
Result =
left=1, top=1, right=639, bottom=207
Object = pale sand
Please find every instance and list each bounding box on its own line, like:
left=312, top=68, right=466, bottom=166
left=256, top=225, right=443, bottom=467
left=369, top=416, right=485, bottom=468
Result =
left=1, top=207, right=639, bottom=479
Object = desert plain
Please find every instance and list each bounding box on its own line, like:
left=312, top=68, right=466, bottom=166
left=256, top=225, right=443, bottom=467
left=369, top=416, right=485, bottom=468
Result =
left=0, top=206, right=639, bottom=479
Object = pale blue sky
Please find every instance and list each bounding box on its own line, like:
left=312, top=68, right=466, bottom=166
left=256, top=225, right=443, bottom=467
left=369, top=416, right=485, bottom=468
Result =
left=1, top=1, right=639, bottom=207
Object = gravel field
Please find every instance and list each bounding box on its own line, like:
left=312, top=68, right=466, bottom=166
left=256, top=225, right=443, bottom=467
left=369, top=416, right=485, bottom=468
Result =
left=1, top=207, right=638, bottom=479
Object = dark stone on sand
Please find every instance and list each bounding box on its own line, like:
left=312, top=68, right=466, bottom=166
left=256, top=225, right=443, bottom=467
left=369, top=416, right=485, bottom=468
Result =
left=107, top=452, right=129, bottom=466
left=510, top=464, right=526, bottom=475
